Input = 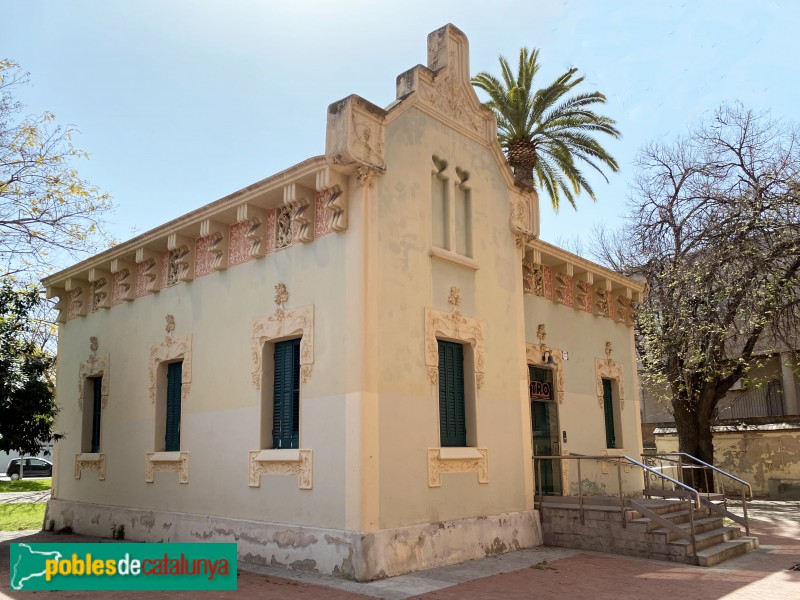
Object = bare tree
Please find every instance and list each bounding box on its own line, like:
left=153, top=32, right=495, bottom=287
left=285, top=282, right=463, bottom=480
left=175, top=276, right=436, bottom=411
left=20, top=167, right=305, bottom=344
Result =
left=0, top=59, right=112, bottom=280
left=595, top=103, right=800, bottom=472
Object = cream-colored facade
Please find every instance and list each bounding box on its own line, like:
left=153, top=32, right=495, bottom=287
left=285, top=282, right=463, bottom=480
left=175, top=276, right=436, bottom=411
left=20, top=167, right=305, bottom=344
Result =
left=43, top=25, right=644, bottom=580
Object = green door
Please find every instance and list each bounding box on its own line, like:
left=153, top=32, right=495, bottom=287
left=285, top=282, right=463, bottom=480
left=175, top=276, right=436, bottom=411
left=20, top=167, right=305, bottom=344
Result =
left=530, top=366, right=561, bottom=495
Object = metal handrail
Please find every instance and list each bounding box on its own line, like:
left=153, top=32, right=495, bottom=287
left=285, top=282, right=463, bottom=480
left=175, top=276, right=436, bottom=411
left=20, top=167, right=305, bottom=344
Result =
left=642, top=451, right=752, bottom=536
left=533, top=453, right=703, bottom=559
left=647, top=452, right=753, bottom=497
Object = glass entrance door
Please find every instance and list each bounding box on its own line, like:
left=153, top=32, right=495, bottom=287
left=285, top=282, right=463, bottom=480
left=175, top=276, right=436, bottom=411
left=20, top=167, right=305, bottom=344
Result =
left=530, top=366, right=561, bottom=495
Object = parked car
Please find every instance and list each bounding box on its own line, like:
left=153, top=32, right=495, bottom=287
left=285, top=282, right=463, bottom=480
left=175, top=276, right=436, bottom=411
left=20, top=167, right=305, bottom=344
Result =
left=5, top=457, right=53, bottom=480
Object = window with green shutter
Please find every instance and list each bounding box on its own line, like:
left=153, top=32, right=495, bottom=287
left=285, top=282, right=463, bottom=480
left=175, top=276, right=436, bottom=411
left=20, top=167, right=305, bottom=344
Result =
left=165, top=361, right=182, bottom=452
left=438, top=340, right=466, bottom=447
left=602, top=378, right=616, bottom=449
left=90, top=377, right=102, bottom=453
left=273, top=339, right=300, bottom=449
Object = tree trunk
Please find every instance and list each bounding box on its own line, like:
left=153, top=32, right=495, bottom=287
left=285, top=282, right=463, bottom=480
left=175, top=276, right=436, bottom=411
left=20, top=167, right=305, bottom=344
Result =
left=506, top=141, right=537, bottom=188
left=672, top=396, right=715, bottom=493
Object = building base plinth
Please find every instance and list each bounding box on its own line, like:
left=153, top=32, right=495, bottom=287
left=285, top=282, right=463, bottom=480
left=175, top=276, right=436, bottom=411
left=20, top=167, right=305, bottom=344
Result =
left=45, top=499, right=541, bottom=581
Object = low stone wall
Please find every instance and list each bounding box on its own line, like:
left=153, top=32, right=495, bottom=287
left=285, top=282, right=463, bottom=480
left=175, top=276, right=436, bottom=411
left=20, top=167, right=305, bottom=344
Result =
left=541, top=504, right=682, bottom=563
left=655, top=422, right=800, bottom=498
left=45, top=499, right=542, bottom=581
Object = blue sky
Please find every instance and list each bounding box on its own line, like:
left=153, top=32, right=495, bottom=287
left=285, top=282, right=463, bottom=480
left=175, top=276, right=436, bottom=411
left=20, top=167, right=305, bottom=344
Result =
left=4, top=1, right=798, bottom=259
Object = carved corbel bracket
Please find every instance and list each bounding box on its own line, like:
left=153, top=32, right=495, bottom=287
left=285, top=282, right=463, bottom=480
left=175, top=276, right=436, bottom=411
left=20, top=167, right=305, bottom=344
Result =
left=236, top=204, right=269, bottom=258
left=427, top=447, right=489, bottom=487
left=75, top=453, right=106, bottom=480
left=136, top=248, right=162, bottom=293
left=65, top=278, right=90, bottom=319
left=168, top=233, right=195, bottom=283
left=594, top=279, right=612, bottom=318
left=283, top=183, right=314, bottom=244
left=200, top=219, right=229, bottom=271
left=574, top=271, right=594, bottom=313
left=316, top=167, right=348, bottom=232
left=553, top=264, right=574, bottom=308
left=248, top=449, right=312, bottom=489
left=46, top=287, right=67, bottom=323
left=110, top=258, right=136, bottom=302
left=88, top=268, right=111, bottom=311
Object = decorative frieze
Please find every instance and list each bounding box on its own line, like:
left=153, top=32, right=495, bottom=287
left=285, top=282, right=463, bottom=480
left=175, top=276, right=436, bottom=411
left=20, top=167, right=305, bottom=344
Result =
left=145, top=451, right=189, bottom=484
left=248, top=449, right=312, bottom=489
left=427, top=447, right=489, bottom=487
left=275, top=205, right=293, bottom=249
left=74, top=453, right=105, bottom=480
left=251, top=285, right=314, bottom=389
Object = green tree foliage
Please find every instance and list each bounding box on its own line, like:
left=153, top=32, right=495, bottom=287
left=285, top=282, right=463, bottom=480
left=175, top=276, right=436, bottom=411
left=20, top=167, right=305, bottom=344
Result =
left=0, top=59, right=112, bottom=280
left=0, top=281, right=60, bottom=456
left=472, top=48, right=620, bottom=211
left=594, top=104, right=800, bottom=469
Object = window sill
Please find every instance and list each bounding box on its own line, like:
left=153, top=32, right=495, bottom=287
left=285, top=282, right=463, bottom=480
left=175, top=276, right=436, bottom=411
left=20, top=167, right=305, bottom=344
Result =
left=429, top=247, right=479, bottom=271
left=252, top=449, right=302, bottom=463
left=438, top=447, right=484, bottom=460
left=249, top=449, right=312, bottom=489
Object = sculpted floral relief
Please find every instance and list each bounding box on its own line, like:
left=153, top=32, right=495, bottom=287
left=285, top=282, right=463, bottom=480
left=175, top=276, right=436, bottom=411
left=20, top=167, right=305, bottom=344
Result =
left=251, top=303, right=314, bottom=389
left=248, top=450, right=312, bottom=489
left=595, top=358, right=625, bottom=410
left=427, top=448, right=489, bottom=487
left=149, top=333, right=192, bottom=403
left=145, top=452, right=189, bottom=484
left=525, top=343, right=565, bottom=403
left=424, top=290, right=485, bottom=389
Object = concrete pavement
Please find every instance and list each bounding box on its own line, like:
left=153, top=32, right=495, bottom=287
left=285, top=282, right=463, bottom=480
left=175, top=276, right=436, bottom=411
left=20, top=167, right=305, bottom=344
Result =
left=0, top=501, right=797, bottom=599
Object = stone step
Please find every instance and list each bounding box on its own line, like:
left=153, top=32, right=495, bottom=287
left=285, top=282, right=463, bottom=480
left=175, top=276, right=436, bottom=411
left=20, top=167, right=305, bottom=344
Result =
left=649, top=517, right=726, bottom=541
left=630, top=509, right=713, bottom=531
left=668, top=526, right=742, bottom=553
left=695, top=537, right=758, bottom=567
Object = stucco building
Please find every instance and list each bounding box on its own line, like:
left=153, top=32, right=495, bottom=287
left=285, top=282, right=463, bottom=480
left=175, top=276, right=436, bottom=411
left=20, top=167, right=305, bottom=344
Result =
left=43, top=25, right=645, bottom=580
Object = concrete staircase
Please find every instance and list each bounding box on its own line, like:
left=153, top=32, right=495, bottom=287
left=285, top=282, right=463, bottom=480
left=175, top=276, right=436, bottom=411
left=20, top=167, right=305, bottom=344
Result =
left=540, top=497, right=759, bottom=566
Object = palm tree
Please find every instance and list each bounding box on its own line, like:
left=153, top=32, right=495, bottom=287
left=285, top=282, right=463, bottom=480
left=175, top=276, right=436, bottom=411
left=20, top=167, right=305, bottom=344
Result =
left=472, top=48, right=620, bottom=211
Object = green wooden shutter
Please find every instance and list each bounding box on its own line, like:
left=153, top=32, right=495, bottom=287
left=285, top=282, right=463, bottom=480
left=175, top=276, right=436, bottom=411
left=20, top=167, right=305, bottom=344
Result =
left=90, top=377, right=102, bottom=453
left=165, top=361, right=182, bottom=452
left=603, top=378, right=616, bottom=449
left=273, top=339, right=300, bottom=449
left=438, top=340, right=466, bottom=447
